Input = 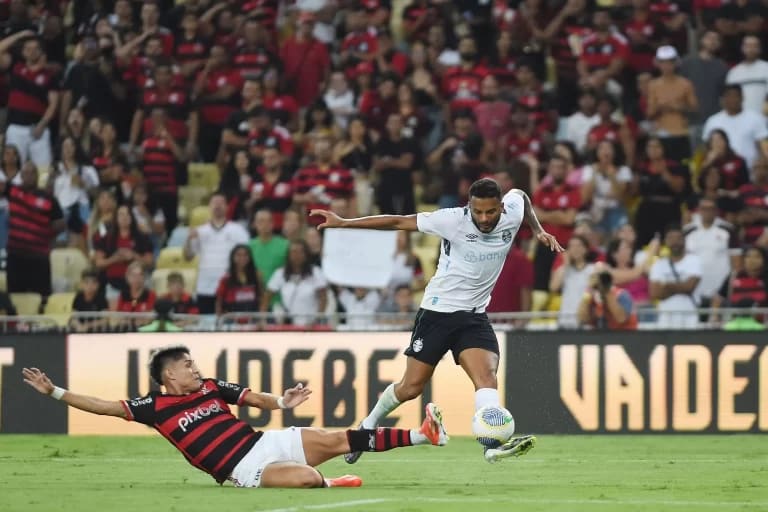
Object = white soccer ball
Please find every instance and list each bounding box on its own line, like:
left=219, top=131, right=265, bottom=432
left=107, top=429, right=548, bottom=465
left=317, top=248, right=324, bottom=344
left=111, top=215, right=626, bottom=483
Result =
left=472, top=405, right=516, bottom=449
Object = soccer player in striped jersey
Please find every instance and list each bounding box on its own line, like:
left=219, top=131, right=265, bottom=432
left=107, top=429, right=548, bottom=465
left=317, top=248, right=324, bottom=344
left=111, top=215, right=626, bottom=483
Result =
left=21, top=345, right=447, bottom=488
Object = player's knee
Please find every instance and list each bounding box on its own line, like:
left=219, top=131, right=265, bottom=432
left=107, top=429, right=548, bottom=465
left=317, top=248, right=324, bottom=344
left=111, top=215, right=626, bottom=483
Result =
left=473, top=370, right=497, bottom=389
left=297, top=467, right=324, bottom=488
left=395, top=381, right=424, bottom=401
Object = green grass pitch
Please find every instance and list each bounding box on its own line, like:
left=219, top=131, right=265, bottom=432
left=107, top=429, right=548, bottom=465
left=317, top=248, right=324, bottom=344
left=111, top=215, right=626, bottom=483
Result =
left=1, top=435, right=766, bottom=512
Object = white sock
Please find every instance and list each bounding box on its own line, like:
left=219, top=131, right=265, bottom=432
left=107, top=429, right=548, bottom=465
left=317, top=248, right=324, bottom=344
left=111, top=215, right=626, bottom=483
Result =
left=409, top=429, right=428, bottom=445
left=362, top=383, right=401, bottom=429
left=474, top=388, right=500, bottom=411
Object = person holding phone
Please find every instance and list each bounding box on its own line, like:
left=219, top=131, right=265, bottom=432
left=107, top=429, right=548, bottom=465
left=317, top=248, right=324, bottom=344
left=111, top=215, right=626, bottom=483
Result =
left=578, top=263, right=638, bottom=330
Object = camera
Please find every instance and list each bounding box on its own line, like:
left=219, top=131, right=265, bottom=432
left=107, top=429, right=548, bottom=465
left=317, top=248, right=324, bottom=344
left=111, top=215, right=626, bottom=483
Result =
left=597, top=271, right=612, bottom=290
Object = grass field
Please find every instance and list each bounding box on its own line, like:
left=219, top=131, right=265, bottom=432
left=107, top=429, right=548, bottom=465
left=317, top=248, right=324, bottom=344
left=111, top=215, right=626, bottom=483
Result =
left=1, top=435, right=766, bottom=512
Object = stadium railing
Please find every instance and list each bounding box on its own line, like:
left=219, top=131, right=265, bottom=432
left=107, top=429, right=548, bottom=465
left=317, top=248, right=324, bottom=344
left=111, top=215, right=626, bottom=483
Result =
left=0, top=308, right=765, bottom=333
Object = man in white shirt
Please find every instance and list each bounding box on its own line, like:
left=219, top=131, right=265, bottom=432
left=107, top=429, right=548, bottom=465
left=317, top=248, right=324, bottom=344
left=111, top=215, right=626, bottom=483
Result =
left=311, top=178, right=563, bottom=463
left=564, top=90, right=600, bottom=153
left=683, top=198, right=738, bottom=307
left=726, top=35, right=768, bottom=115
left=702, top=84, right=768, bottom=168
left=184, top=193, right=249, bottom=314
left=649, top=224, right=702, bottom=329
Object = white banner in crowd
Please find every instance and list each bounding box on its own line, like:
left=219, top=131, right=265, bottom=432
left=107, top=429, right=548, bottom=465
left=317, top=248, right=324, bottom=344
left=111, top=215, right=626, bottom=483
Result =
left=321, top=228, right=397, bottom=288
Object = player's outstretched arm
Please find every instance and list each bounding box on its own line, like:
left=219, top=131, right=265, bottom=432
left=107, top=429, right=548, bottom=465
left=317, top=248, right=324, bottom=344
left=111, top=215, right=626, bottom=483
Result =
left=242, top=383, right=312, bottom=410
left=310, top=210, right=418, bottom=231
left=511, top=189, right=565, bottom=253
left=22, top=367, right=128, bottom=418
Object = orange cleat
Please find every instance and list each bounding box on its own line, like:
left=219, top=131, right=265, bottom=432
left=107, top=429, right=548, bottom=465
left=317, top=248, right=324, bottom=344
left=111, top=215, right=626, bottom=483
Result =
left=326, top=474, right=363, bottom=488
left=420, top=403, right=448, bottom=446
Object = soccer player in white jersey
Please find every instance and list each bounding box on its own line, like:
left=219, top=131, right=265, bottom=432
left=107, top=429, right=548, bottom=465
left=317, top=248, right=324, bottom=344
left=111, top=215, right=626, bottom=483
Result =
left=311, top=178, right=564, bottom=463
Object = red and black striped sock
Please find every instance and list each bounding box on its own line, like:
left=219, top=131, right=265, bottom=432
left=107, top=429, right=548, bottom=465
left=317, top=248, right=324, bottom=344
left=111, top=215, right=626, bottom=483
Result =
left=346, top=428, right=412, bottom=452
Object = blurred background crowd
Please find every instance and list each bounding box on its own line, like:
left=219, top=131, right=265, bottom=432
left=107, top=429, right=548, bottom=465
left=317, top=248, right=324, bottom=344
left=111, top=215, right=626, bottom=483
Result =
left=0, top=0, right=767, bottom=332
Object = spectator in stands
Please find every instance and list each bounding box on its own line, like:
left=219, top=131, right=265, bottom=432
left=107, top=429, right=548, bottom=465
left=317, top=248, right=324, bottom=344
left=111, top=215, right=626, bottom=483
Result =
left=703, top=84, right=768, bottom=169
left=293, top=135, right=356, bottom=226
left=577, top=8, right=628, bottom=98
left=0, top=30, right=60, bottom=168
left=130, top=183, right=166, bottom=255
left=304, top=228, right=323, bottom=267
left=0, top=144, right=22, bottom=253
left=578, top=265, right=638, bottom=330
left=680, top=30, right=728, bottom=141
left=232, top=18, right=278, bottom=80
left=193, top=44, right=243, bottom=162
left=49, top=135, right=100, bottom=251
left=373, top=113, right=418, bottom=215
left=162, top=272, right=199, bottom=315
left=219, top=148, right=256, bottom=222
left=739, top=160, right=768, bottom=247
left=335, top=116, right=374, bottom=176
left=359, top=72, right=399, bottom=137
left=138, top=298, right=183, bottom=332
left=281, top=209, right=303, bottom=242
left=684, top=197, right=737, bottom=311
left=487, top=241, right=534, bottom=325
left=473, top=75, right=511, bottom=149
left=184, top=192, right=249, bottom=314
left=246, top=107, right=294, bottom=162
left=647, top=46, right=699, bottom=161
left=114, top=262, right=157, bottom=330
left=695, top=129, right=749, bottom=221
left=722, top=299, right=766, bottom=331
left=219, top=79, right=265, bottom=158
left=428, top=109, right=481, bottom=208
left=338, top=287, right=381, bottom=329
left=215, top=244, right=261, bottom=316
left=88, top=189, right=117, bottom=249
left=441, top=36, right=488, bottom=117
left=174, top=9, right=210, bottom=80
left=586, top=95, right=635, bottom=166
left=604, top=236, right=656, bottom=311
left=397, top=82, right=429, bottom=141
left=248, top=209, right=289, bottom=292
left=564, top=90, right=600, bottom=154
left=532, top=155, right=581, bottom=291
left=540, top=141, right=584, bottom=190
left=377, top=284, right=417, bottom=323
left=263, top=240, right=328, bottom=327
left=246, top=145, right=294, bottom=231
left=140, top=108, right=184, bottom=234
left=715, top=246, right=768, bottom=310
left=649, top=224, right=702, bottom=329
left=406, top=40, right=439, bottom=110
left=324, top=70, right=357, bottom=131
left=70, top=269, right=109, bottom=333
left=634, top=137, right=690, bottom=248
left=581, top=140, right=632, bottom=238
left=726, top=35, right=768, bottom=116
left=6, top=162, right=64, bottom=296
left=263, top=67, right=300, bottom=132
left=91, top=120, right=129, bottom=203
left=93, top=205, right=154, bottom=300
left=280, top=12, right=331, bottom=108
left=550, top=235, right=595, bottom=329
left=387, top=231, right=425, bottom=300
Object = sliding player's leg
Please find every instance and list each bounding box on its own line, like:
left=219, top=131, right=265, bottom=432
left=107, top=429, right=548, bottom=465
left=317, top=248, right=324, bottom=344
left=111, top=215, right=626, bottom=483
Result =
left=260, top=462, right=325, bottom=488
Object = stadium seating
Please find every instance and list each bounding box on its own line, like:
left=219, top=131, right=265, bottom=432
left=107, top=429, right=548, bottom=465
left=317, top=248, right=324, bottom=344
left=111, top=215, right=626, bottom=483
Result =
left=177, top=185, right=210, bottom=223
left=189, top=205, right=211, bottom=228
left=156, top=247, right=198, bottom=270
left=44, top=292, right=76, bottom=327
left=151, top=268, right=198, bottom=296
left=10, top=293, right=42, bottom=315
left=0, top=271, right=6, bottom=292
left=187, top=163, right=220, bottom=193
left=50, top=248, right=90, bottom=293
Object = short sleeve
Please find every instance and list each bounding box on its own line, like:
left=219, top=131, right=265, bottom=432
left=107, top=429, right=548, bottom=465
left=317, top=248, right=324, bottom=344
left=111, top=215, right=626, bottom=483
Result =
left=649, top=260, right=665, bottom=282
left=416, top=208, right=464, bottom=238
left=617, top=166, right=633, bottom=183
left=121, top=395, right=157, bottom=425
left=214, top=379, right=250, bottom=405
left=234, top=224, right=249, bottom=244
left=312, top=266, right=328, bottom=289
left=752, top=114, right=768, bottom=141
left=267, top=268, right=285, bottom=292
left=501, top=189, right=524, bottom=211
left=687, top=255, right=703, bottom=278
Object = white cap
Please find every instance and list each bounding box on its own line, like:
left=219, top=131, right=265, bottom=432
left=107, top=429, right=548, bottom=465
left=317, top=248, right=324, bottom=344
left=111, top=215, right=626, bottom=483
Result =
left=655, top=45, right=679, bottom=61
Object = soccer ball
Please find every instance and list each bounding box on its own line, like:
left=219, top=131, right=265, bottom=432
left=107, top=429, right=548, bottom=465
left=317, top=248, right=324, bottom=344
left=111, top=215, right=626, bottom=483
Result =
left=472, top=405, right=515, bottom=449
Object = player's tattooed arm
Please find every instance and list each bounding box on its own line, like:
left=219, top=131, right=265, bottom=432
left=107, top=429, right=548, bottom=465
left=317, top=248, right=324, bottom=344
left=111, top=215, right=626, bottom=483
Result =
left=512, top=189, right=565, bottom=253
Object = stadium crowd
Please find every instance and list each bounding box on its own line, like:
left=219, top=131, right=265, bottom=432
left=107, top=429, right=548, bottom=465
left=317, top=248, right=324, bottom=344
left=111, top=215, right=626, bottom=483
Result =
left=0, top=0, right=767, bottom=331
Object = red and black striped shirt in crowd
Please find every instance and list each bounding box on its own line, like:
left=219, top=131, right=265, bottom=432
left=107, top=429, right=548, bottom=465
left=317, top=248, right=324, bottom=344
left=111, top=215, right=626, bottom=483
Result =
left=7, top=63, right=60, bottom=126
left=441, top=65, right=489, bottom=112
left=162, top=292, right=200, bottom=315
left=738, top=183, right=768, bottom=244
left=116, top=288, right=157, bottom=313
left=579, top=33, right=630, bottom=72
left=141, top=136, right=178, bottom=195
left=727, top=272, right=768, bottom=307
left=250, top=169, right=294, bottom=231
left=122, top=379, right=261, bottom=484
left=139, top=87, right=192, bottom=142
left=292, top=164, right=355, bottom=226
left=197, top=68, right=243, bottom=126
left=233, top=45, right=279, bottom=80
left=216, top=275, right=260, bottom=313
left=6, top=185, right=63, bottom=257
left=175, top=36, right=210, bottom=71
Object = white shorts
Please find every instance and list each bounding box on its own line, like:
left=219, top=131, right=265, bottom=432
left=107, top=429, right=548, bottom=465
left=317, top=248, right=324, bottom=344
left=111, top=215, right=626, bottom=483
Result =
left=228, top=427, right=307, bottom=488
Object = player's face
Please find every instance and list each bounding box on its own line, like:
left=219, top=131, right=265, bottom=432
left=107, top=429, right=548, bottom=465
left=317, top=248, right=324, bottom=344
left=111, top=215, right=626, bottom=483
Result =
left=469, top=196, right=503, bottom=233
left=167, top=355, right=203, bottom=391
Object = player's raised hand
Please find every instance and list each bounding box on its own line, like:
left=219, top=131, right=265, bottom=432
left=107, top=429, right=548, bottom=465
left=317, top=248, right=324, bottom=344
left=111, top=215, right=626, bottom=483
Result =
left=282, top=382, right=312, bottom=409
left=22, top=367, right=55, bottom=395
left=537, top=231, right=565, bottom=252
left=309, top=209, right=344, bottom=230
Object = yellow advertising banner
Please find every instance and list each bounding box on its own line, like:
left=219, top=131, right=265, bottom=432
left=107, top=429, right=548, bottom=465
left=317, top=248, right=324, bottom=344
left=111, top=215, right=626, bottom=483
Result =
left=67, top=332, right=506, bottom=436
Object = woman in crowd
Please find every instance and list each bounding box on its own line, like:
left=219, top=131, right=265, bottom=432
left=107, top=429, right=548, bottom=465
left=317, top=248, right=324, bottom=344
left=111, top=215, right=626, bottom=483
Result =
left=87, top=189, right=118, bottom=249
left=714, top=246, right=768, bottom=308
left=215, top=244, right=261, bottom=316
left=0, top=144, right=22, bottom=252
left=263, top=240, right=328, bottom=326
left=91, top=120, right=129, bottom=202
left=604, top=236, right=660, bottom=310
left=130, top=182, right=166, bottom=255
left=219, top=149, right=256, bottom=222
left=581, top=140, right=633, bottom=238
left=550, top=235, right=595, bottom=329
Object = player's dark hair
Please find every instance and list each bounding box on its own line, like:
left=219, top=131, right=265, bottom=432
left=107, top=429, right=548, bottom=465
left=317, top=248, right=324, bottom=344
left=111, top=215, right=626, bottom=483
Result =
left=723, top=84, right=742, bottom=96
left=149, top=345, right=190, bottom=385
left=468, top=178, right=502, bottom=201
left=664, top=223, right=683, bottom=236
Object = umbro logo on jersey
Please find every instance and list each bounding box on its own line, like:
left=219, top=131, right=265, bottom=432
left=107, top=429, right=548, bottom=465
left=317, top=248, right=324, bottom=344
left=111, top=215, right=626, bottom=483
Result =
left=466, top=233, right=478, bottom=242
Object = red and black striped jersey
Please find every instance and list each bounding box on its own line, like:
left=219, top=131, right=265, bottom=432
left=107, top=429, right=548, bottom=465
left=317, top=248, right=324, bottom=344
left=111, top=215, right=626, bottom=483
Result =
left=121, top=379, right=261, bottom=484
left=579, top=32, right=630, bottom=72
left=441, top=65, right=489, bottom=112
left=7, top=63, right=61, bottom=126
left=250, top=169, right=294, bottom=230
left=139, top=87, right=192, bottom=141
left=738, top=183, right=768, bottom=244
left=141, top=136, right=178, bottom=194
left=216, top=275, right=260, bottom=313
left=196, top=68, right=243, bottom=125
left=6, top=185, right=63, bottom=256
left=292, top=164, right=355, bottom=225
left=175, top=36, right=210, bottom=69
left=727, top=272, right=768, bottom=307
left=232, top=45, right=280, bottom=80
